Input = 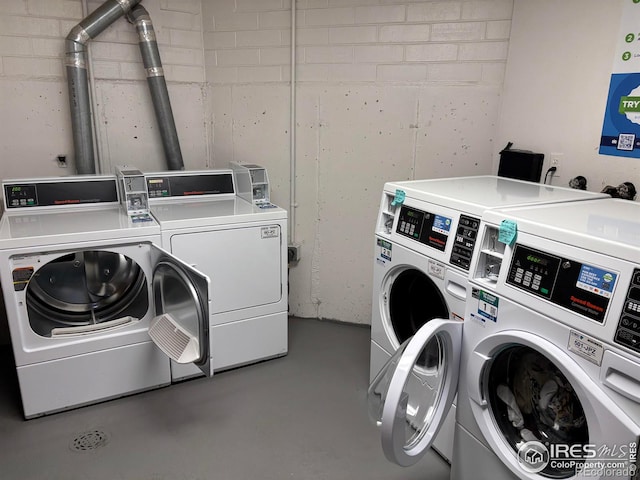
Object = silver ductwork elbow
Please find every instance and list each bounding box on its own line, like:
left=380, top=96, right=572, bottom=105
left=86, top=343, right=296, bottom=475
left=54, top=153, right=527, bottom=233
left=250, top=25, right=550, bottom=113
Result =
left=65, top=0, right=142, bottom=175
left=127, top=5, right=184, bottom=171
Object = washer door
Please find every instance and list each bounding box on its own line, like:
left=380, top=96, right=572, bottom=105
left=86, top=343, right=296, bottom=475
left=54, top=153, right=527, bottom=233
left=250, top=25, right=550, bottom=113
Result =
left=467, top=331, right=640, bottom=479
left=368, top=319, right=462, bottom=466
left=149, top=245, right=211, bottom=376
left=386, top=267, right=449, bottom=369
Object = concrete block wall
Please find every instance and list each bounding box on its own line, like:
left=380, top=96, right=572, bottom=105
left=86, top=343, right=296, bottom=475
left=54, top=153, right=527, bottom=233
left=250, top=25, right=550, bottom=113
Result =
left=0, top=0, right=209, bottom=179
left=0, top=0, right=513, bottom=330
left=203, top=0, right=511, bottom=323
left=203, top=0, right=511, bottom=85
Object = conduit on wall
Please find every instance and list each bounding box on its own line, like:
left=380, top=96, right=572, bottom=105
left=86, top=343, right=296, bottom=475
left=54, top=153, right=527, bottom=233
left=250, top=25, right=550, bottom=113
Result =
left=65, top=0, right=184, bottom=174
left=289, top=0, right=297, bottom=246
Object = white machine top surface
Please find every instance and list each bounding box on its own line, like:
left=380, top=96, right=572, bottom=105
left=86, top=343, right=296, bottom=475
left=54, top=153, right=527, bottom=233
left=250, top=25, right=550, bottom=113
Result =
left=385, top=176, right=607, bottom=215
left=484, top=198, right=640, bottom=262
left=0, top=206, right=160, bottom=250
left=149, top=196, right=287, bottom=229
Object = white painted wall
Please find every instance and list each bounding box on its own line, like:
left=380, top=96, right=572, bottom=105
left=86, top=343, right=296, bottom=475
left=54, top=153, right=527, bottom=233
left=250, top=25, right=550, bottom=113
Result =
left=203, top=0, right=510, bottom=323
left=0, top=0, right=208, bottom=179
left=495, top=0, right=640, bottom=191
left=0, top=0, right=511, bottom=331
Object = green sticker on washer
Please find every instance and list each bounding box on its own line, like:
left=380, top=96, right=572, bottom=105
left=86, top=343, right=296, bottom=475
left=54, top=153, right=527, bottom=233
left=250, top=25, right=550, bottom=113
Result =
left=390, top=189, right=405, bottom=206
left=498, top=219, right=517, bottom=246
left=477, top=290, right=499, bottom=322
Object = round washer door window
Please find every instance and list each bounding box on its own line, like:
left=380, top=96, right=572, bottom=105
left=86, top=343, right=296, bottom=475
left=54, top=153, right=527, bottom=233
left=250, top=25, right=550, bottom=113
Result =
left=388, top=268, right=449, bottom=369
left=26, top=250, right=148, bottom=336
left=487, top=345, right=589, bottom=478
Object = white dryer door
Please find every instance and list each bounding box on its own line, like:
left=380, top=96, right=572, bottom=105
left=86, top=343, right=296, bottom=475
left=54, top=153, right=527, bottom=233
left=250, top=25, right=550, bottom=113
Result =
left=149, top=245, right=211, bottom=377
left=368, top=318, right=462, bottom=466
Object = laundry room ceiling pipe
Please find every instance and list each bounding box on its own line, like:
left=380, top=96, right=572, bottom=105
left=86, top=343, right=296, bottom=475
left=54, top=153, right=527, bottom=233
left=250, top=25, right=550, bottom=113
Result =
left=65, top=0, right=142, bottom=175
left=127, top=5, right=184, bottom=171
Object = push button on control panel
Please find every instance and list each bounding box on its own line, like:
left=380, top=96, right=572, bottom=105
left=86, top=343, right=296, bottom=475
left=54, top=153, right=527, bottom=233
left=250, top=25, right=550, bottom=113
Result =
left=449, top=214, right=480, bottom=271
left=616, top=268, right=640, bottom=353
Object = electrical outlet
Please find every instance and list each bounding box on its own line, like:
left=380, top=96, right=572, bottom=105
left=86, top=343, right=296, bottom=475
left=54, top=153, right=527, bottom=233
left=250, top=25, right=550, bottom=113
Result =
left=288, top=244, right=301, bottom=264
left=550, top=152, right=563, bottom=169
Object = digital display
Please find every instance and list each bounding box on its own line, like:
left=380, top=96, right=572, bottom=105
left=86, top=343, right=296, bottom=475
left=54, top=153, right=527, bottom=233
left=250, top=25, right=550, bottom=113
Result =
left=4, top=180, right=117, bottom=208
left=508, top=245, right=560, bottom=300
left=525, top=254, right=550, bottom=267
left=146, top=174, right=234, bottom=198
left=147, top=177, right=170, bottom=198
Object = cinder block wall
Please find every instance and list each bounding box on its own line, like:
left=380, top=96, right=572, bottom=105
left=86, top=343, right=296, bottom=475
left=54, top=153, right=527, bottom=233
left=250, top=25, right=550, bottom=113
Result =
left=0, top=0, right=512, bottom=333
left=202, top=0, right=511, bottom=323
left=0, top=0, right=209, bottom=178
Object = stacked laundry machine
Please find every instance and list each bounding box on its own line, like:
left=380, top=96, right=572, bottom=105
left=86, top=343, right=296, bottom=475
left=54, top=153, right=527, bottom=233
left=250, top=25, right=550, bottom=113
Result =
left=0, top=165, right=288, bottom=418
left=369, top=189, right=640, bottom=479
left=368, top=175, right=608, bottom=462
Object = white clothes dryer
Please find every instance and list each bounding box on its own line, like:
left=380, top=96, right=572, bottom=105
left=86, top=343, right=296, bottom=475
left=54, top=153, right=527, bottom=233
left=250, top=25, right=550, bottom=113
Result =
left=370, top=175, right=608, bottom=462
left=369, top=198, right=640, bottom=480
left=0, top=176, right=212, bottom=418
left=144, top=170, right=288, bottom=381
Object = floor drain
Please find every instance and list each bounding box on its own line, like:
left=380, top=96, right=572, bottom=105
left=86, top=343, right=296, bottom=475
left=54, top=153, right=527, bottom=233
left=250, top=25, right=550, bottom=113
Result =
left=69, top=429, right=110, bottom=453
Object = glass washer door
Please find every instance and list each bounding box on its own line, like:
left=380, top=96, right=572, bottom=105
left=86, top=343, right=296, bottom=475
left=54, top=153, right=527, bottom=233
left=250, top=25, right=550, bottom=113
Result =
left=466, top=330, right=640, bottom=480
left=487, top=345, right=589, bottom=478
left=149, top=244, right=211, bottom=376
left=368, top=318, right=462, bottom=466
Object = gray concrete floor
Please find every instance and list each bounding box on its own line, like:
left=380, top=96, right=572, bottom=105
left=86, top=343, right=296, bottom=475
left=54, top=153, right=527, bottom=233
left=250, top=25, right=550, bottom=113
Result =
left=0, top=317, right=450, bottom=480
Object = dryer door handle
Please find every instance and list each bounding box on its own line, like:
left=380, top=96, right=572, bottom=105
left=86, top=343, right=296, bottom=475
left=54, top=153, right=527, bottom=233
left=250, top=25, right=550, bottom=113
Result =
left=445, top=279, right=467, bottom=301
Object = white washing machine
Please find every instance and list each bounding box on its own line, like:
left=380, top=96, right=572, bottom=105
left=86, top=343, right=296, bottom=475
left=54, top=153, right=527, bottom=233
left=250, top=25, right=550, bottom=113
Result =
left=370, top=175, right=608, bottom=462
left=369, top=197, right=640, bottom=480
left=144, top=170, right=288, bottom=381
left=0, top=175, right=212, bottom=418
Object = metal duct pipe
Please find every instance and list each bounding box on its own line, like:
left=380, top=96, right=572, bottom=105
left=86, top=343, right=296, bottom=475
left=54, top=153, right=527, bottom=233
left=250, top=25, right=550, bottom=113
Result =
left=128, top=5, right=184, bottom=171
left=65, top=0, right=141, bottom=175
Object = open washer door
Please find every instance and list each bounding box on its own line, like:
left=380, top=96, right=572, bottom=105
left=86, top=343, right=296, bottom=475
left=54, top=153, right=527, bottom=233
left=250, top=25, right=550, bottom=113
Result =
left=149, top=245, right=211, bottom=377
left=368, top=318, right=462, bottom=466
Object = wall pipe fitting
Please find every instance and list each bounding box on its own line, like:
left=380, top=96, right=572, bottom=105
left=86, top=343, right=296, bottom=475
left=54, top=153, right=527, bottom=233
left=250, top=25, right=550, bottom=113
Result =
left=65, top=0, right=141, bottom=175
left=127, top=4, right=184, bottom=171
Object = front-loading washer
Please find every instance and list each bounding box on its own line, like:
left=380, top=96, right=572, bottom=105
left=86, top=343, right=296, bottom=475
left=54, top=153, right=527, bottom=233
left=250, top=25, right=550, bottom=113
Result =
left=144, top=169, right=288, bottom=381
left=369, top=197, right=640, bottom=480
left=0, top=175, right=213, bottom=418
left=370, top=175, right=608, bottom=462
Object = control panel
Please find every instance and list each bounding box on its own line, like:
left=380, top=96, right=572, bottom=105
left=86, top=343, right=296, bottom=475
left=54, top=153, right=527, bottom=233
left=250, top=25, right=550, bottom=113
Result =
left=507, top=245, right=617, bottom=324
left=449, top=214, right=480, bottom=271
left=396, top=206, right=452, bottom=252
left=615, top=268, right=640, bottom=353
left=3, top=179, right=118, bottom=209
left=146, top=172, right=235, bottom=199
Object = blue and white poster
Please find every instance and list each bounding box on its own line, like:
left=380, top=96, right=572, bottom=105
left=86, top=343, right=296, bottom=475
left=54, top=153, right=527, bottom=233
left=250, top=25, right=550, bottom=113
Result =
left=600, top=0, right=640, bottom=158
